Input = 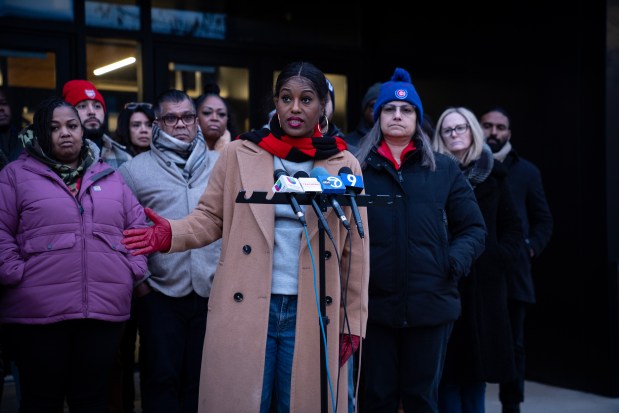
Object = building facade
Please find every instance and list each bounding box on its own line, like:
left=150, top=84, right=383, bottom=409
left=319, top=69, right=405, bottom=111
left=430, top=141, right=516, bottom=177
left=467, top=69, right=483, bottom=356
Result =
left=2, top=0, right=619, bottom=400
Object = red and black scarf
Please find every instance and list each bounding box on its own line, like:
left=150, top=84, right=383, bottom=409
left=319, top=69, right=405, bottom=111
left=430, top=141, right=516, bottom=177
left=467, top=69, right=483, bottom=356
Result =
left=237, top=116, right=348, bottom=161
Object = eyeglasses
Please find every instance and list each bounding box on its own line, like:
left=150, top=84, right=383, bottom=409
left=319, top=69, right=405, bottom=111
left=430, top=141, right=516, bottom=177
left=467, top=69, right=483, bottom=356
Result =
left=382, top=104, right=416, bottom=116
left=157, top=114, right=197, bottom=126
left=124, top=102, right=153, bottom=110
left=440, top=123, right=469, bottom=138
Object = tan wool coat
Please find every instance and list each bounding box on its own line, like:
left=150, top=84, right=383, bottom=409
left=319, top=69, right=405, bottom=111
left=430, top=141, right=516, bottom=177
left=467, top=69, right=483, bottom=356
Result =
left=168, top=139, right=369, bottom=412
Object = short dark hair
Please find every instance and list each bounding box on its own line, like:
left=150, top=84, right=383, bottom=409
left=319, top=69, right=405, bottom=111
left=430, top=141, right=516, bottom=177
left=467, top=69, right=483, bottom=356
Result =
left=153, top=89, right=194, bottom=117
left=0, top=86, right=9, bottom=100
left=195, top=82, right=239, bottom=138
left=482, top=106, right=511, bottom=128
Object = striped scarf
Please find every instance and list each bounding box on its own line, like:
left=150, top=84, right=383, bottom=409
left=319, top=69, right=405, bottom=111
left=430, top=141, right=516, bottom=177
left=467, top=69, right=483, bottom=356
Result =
left=152, top=124, right=207, bottom=181
left=460, top=144, right=494, bottom=188
left=238, top=115, right=347, bottom=161
left=19, top=125, right=94, bottom=194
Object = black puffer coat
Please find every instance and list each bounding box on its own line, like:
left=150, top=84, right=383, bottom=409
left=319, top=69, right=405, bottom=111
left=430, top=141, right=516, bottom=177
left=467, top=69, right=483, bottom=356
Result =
left=362, top=141, right=486, bottom=327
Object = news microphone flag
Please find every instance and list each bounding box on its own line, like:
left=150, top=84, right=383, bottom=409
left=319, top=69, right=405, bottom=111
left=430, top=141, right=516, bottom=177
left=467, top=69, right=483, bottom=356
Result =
left=311, top=170, right=346, bottom=195
left=296, top=177, right=323, bottom=193
left=273, top=169, right=306, bottom=226
left=338, top=167, right=365, bottom=238
left=339, top=170, right=364, bottom=194
left=310, top=167, right=350, bottom=231
left=273, top=175, right=304, bottom=194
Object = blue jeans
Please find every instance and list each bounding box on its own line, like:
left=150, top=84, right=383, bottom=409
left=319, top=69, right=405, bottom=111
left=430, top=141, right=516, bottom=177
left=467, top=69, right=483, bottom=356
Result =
left=348, top=357, right=355, bottom=413
left=261, top=295, right=297, bottom=413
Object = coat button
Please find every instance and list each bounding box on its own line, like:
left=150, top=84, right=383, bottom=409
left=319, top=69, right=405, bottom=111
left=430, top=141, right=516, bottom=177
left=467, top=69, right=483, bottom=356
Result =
left=324, top=251, right=332, bottom=260
left=234, top=293, right=243, bottom=302
left=47, top=244, right=52, bottom=250
left=242, top=245, right=252, bottom=254
left=325, top=296, right=333, bottom=305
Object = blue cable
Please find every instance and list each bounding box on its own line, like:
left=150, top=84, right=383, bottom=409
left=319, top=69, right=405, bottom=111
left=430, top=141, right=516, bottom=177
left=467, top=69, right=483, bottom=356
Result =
left=304, top=225, right=337, bottom=412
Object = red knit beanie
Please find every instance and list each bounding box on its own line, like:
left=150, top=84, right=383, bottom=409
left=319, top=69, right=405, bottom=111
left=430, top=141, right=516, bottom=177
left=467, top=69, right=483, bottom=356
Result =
left=62, top=80, right=106, bottom=112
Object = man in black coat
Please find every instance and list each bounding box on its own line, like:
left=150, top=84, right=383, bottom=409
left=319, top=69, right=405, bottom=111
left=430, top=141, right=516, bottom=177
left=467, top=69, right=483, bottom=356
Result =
left=343, top=82, right=381, bottom=151
left=480, top=107, right=554, bottom=413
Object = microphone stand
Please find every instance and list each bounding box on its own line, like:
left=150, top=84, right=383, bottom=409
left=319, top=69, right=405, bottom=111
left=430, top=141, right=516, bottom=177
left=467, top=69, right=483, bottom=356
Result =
left=235, top=191, right=395, bottom=412
left=317, top=199, right=328, bottom=413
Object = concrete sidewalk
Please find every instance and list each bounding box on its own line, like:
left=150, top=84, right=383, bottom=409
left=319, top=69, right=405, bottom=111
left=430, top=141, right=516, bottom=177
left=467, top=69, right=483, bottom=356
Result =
left=2, top=375, right=619, bottom=412
left=485, top=381, right=619, bottom=413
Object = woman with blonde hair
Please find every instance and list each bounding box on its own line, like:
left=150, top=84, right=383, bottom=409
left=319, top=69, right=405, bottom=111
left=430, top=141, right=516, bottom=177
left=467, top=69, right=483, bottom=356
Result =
left=432, top=106, right=524, bottom=413
left=431, top=107, right=485, bottom=167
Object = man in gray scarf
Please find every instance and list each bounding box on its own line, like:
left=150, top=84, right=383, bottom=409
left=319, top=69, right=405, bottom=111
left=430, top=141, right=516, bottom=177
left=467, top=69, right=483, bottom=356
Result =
left=118, top=89, right=221, bottom=413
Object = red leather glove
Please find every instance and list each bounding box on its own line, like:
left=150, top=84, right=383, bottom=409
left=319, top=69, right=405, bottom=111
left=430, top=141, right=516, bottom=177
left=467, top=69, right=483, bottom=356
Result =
left=122, top=207, right=172, bottom=256
left=339, top=334, right=360, bottom=368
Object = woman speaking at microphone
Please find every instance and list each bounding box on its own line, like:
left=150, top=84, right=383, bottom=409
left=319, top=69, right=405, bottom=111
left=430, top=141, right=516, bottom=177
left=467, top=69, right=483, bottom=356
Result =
left=122, top=61, right=368, bottom=413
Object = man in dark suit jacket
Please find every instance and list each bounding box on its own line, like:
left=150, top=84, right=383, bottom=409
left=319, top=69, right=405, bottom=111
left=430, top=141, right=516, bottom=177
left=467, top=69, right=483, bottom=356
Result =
left=480, top=107, right=554, bottom=413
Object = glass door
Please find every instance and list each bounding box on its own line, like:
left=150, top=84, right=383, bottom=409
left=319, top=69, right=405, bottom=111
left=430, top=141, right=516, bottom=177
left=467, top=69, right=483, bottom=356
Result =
left=0, top=30, right=74, bottom=130
left=167, top=62, right=250, bottom=133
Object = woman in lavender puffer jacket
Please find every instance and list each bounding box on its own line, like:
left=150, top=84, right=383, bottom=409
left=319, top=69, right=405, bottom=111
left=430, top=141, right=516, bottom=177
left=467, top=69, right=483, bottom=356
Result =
left=0, top=97, right=148, bottom=413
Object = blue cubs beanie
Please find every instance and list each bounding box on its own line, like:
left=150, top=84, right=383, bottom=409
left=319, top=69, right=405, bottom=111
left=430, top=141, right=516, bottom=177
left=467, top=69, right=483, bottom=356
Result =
left=373, top=68, right=423, bottom=123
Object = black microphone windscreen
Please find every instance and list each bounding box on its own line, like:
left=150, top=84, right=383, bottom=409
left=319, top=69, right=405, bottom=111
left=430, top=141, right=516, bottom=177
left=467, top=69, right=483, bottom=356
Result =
left=274, top=169, right=287, bottom=181
left=338, top=166, right=353, bottom=175
left=293, top=170, right=309, bottom=179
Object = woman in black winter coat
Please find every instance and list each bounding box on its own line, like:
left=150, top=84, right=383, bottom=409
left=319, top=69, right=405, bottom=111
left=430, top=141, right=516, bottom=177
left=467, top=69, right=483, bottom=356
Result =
left=432, top=106, right=524, bottom=413
left=355, top=70, right=487, bottom=413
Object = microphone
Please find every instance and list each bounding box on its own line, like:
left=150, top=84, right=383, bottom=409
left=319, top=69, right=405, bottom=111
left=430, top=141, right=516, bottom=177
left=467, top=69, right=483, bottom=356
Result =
left=293, top=171, right=334, bottom=239
left=310, top=167, right=351, bottom=231
left=338, top=167, right=365, bottom=239
left=273, top=169, right=307, bottom=226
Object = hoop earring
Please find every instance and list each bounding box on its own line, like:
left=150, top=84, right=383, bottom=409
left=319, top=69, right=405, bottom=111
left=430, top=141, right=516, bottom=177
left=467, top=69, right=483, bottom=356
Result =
left=318, top=115, right=329, bottom=135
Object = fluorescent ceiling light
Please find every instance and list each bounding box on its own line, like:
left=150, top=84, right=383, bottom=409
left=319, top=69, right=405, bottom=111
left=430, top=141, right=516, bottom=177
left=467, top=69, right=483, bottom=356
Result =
left=93, top=57, right=136, bottom=76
